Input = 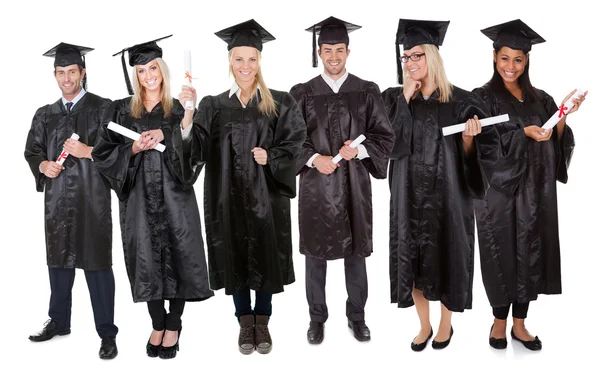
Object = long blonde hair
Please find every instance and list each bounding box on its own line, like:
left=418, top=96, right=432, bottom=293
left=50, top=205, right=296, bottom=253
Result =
left=130, top=57, right=174, bottom=119
left=228, top=48, right=278, bottom=117
left=404, top=44, right=453, bottom=103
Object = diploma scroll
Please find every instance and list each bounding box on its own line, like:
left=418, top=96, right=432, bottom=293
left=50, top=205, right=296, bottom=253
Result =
left=332, top=134, right=367, bottom=164
left=441, top=114, right=509, bottom=136
left=184, top=50, right=194, bottom=110
left=107, top=122, right=166, bottom=152
left=56, top=133, right=80, bottom=165
left=541, top=88, right=586, bottom=130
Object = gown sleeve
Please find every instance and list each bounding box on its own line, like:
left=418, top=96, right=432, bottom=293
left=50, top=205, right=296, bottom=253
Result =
left=24, top=107, right=49, bottom=192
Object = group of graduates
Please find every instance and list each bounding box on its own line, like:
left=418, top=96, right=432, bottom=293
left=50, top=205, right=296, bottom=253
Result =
left=24, top=15, right=586, bottom=360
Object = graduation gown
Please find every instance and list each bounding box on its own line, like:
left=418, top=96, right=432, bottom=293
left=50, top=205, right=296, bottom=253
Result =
left=472, top=84, right=575, bottom=307
left=182, top=89, right=306, bottom=295
left=290, top=74, right=395, bottom=261
left=24, top=92, right=113, bottom=271
left=92, top=98, right=214, bottom=303
left=383, top=86, right=499, bottom=312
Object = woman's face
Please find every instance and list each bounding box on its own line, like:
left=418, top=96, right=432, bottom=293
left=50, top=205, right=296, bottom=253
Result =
left=494, top=46, right=528, bottom=84
left=136, top=59, right=163, bottom=93
left=402, top=45, right=428, bottom=82
left=231, top=46, right=259, bottom=85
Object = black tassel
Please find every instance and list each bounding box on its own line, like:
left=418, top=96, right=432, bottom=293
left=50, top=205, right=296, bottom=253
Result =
left=121, top=52, right=134, bottom=95
left=396, top=43, right=403, bottom=85
left=82, top=55, right=87, bottom=90
left=312, top=26, right=318, bottom=68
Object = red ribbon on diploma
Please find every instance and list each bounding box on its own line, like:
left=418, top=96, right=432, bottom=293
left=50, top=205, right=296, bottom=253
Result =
left=558, top=104, right=568, bottom=118
left=57, top=151, right=68, bottom=162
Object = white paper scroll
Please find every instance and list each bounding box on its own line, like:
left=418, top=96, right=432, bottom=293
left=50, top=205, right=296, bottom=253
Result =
left=56, top=133, right=80, bottom=165
left=107, top=122, right=165, bottom=152
left=542, top=89, right=586, bottom=130
left=332, top=134, right=367, bottom=164
left=441, top=114, right=509, bottom=136
left=183, top=50, right=194, bottom=110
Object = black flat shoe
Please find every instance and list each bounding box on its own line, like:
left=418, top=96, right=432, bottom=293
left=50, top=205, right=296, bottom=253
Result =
left=159, top=328, right=181, bottom=359
left=432, top=326, right=454, bottom=349
left=511, top=327, right=542, bottom=351
left=348, top=320, right=370, bottom=342
left=411, top=327, right=433, bottom=352
left=29, top=319, right=71, bottom=342
left=489, top=324, right=507, bottom=349
left=99, top=337, right=118, bottom=359
left=307, top=321, right=324, bottom=345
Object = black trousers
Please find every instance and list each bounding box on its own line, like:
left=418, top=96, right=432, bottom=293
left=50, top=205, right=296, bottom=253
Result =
left=147, top=299, right=186, bottom=331
left=48, top=267, right=118, bottom=339
left=493, top=302, right=530, bottom=320
left=305, top=255, right=368, bottom=323
left=232, top=287, right=272, bottom=319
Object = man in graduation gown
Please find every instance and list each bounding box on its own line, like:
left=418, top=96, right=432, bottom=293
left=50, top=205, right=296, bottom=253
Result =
left=291, top=17, right=395, bottom=344
left=24, top=43, right=118, bottom=359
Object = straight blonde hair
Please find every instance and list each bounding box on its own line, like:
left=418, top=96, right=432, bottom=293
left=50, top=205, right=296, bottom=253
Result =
left=228, top=48, right=278, bottom=117
left=404, top=44, right=453, bottom=103
left=130, top=57, right=174, bottom=119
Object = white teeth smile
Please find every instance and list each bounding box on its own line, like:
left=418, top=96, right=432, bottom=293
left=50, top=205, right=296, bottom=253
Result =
left=146, top=78, right=156, bottom=85
left=329, top=62, right=340, bottom=66
left=241, top=71, right=251, bottom=75
left=504, top=71, right=516, bottom=77
left=410, top=68, right=418, bottom=72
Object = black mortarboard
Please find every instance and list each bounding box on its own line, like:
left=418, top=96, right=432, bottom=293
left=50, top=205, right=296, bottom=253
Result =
left=215, top=19, right=275, bottom=52
left=112, top=35, right=172, bottom=95
left=44, top=42, right=94, bottom=90
left=305, top=16, right=362, bottom=68
left=394, top=19, right=450, bottom=84
left=480, top=19, right=545, bottom=53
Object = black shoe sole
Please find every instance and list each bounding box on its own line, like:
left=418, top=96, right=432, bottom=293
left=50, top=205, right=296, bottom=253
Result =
left=256, top=344, right=272, bottom=354
left=29, top=329, right=71, bottom=342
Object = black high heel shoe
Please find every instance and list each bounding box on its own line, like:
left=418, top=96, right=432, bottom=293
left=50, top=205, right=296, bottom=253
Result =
left=511, top=327, right=542, bottom=351
left=489, top=324, right=507, bottom=349
left=432, top=326, right=454, bottom=349
left=411, top=326, right=433, bottom=352
left=159, top=328, right=182, bottom=359
left=146, top=330, right=164, bottom=358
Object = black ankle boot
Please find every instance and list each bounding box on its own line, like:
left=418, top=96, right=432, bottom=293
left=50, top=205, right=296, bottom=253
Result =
left=254, top=315, right=272, bottom=354
left=238, top=315, right=255, bottom=355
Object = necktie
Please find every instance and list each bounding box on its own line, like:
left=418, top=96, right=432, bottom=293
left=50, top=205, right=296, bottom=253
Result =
left=66, top=102, right=73, bottom=115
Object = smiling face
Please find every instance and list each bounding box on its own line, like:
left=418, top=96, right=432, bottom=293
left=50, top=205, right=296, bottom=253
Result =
left=402, top=45, right=428, bottom=82
left=230, top=46, right=259, bottom=85
left=135, top=59, right=163, bottom=93
left=319, top=43, right=349, bottom=79
left=494, top=46, right=528, bottom=84
left=54, top=64, right=84, bottom=99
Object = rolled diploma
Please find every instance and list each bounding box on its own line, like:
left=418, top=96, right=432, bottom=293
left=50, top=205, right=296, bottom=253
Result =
left=332, top=134, right=367, bottom=164
left=56, top=133, right=80, bottom=165
left=541, top=88, right=586, bottom=130
left=441, top=114, right=509, bottom=136
left=184, top=50, right=194, bottom=110
left=107, top=121, right=165, bottom=152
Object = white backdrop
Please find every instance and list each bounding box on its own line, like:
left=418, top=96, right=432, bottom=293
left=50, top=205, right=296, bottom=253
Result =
left=1, top=0, right=598, bottom=379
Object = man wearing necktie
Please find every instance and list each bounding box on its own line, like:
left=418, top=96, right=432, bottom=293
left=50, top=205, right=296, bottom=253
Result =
left=24, top=42, right=118, bottom=359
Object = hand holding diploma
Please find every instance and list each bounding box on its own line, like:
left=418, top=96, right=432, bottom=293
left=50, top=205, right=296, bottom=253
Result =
left=332, top=134, right=367, bottom=163
left=442, top=114, right=509, bottom=136
left=57, top=133, right=80, bottom=164
left=541, top=88, right=587, bottom=130
left=108, top=122, right=166, bottom=152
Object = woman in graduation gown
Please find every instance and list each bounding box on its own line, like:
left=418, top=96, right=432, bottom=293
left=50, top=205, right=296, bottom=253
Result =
left=382, top=19, right=499, bottom=351
left=92, top=36, right=214, bottom=359
left=176, top=19, right=306, bottom=355
left=473, top=20, right=586, bottom=351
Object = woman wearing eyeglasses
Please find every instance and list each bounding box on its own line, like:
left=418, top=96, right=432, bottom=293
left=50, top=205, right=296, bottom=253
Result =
left=382, top=19, right=499, bottom=351
left=472, top=20, right=586, bottom=351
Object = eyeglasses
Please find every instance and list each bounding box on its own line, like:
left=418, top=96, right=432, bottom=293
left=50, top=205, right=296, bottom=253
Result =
left=400, top=53, right=426, bottom=63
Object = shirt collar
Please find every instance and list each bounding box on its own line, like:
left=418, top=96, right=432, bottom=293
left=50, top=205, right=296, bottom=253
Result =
left=321, top=70, right=349, bottom=93
left=62, top=87, right=86, bottom=107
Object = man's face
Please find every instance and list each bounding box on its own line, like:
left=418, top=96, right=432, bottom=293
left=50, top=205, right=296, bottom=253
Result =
left=319, top=43, right=350, bottom=78
left=54, top=64, right=84, bottom=98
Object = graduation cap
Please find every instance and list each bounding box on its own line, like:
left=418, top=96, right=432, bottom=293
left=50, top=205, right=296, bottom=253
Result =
left=480, top=19, right=545, bottom=53
left=44, top=42, right=94, bottom=90
left=215, top=19, right=275, bottom=52
left=394, top=19, right=450, bottom=84
left=112, top=35, right=173, bottom=95
left=305, top=16, right=362, bottom=68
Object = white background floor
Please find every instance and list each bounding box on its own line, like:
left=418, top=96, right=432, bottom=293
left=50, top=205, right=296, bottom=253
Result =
left=1, top=1, right=598, bottom=379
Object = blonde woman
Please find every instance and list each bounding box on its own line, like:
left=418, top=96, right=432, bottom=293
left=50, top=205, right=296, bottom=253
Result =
left=177, top=19, right=306, bottom=355
left=382, top=19, right=499, bottom=351
left=92, top=36, right=214, bottom=360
